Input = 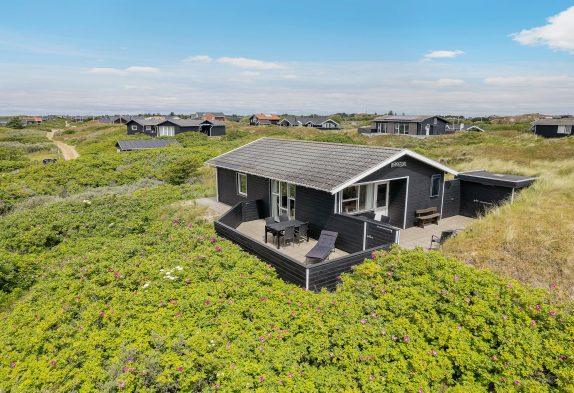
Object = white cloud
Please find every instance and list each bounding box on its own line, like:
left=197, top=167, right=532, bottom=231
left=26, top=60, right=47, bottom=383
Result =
left=423, top=50, right=465, bottom=60
left=184, top=55, right=213, bottom=63
left=281, top=74, right=298, bottom=80
left=484, top=75, right=574, bottom=87
left=217, top=57, right=284, bottom=70
left=512, top=6, right=574, bottom=52
left=412, top=78, right=464, bottom=88
left=88, top=66, right=159, bottom=75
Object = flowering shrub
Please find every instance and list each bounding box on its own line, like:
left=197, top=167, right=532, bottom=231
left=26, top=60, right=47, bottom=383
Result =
left=0, top=192, right=572, bottom=391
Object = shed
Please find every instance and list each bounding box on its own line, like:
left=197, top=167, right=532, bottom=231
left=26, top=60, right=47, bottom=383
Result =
left=116, top=139, right=179, bottom=152
left=455, top=170, right=536, bottom=217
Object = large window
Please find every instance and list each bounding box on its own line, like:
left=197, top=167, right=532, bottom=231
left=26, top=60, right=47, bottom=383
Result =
left=237, top=173, right=247, bottom=196
left=395, top=123, right=408, bottom=134
left=376, top=123, right=388, bottom=134
left=557, top=125, right=572, bottom=135
left=430, top=174, right=441, bottom=197
left=271, top=180, right=296, bottom=219
left=158, top=126, right=175, bottom=137
left=340, top=184, right=375, bottom=213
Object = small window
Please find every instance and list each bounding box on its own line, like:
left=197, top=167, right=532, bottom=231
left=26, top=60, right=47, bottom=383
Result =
left=145, top=125, right=151, bottom=131
left=430, top=174, right=441, bottom=197
left=434, top=117, right=438, bottom=125
left=131, top=125, right=138, bottom=131
left=237, top=173, right=247, bottom=196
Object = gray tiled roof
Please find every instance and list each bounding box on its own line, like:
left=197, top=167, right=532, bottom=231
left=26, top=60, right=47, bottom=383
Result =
left=280, top=116, right=339, bottom=126
left=532, top=118, right=574, bottom=126
left=206, top=138, right=405, bottom=193
left=116, top=139, right=178, bottom=151
left=374, top=115, right=448, bottom=123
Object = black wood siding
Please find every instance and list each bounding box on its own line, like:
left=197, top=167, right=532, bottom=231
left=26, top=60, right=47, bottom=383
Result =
left=323, top=214, right=365, bottom=253
left=533, top=125, right=571, bottom=138
left=442, top=179, right=461, bottom=218
left=361, top=157, right=444, bottom=228
left=459, top=181, right=512, bottom=217
left=388, top=178, right=407, bottom=227
left=210, top=125, right=226, bottom=136
left=217, top=168, right=270, bottom=215
left=295, top=186, right=335, bottom=237
left=418, top=118, right=449, bottom=135
left=307, top=245, right=390, bottom=291
left=215, top=221, right=307, bottom=287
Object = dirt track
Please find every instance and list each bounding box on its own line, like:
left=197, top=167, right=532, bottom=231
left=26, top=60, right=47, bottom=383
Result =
left=47, top=130, right=79, bottom=160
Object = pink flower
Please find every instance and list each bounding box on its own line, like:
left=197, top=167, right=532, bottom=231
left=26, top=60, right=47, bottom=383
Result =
left=259, top=376, right=265, bottom=382
left=279, top=380, right=284, bottom=385
left=188, top=223, right=193, bottom=229
left=419, top=390, right=423, bottom=393
left=535, top=305, right=541, bottom=310
left=99, top=311, right=105, bottom=317
left=360, top=319, right=367, bottom=325
left=204, top=301, right=211, bottom=305
left=10, top=362, right=16, bottom=368
left=259, top=346, right=264, bottom=351
left=259, top=336, right=265, bottom=342
left=215, top=245, right=222, bottom=252
left=371, top=251, right=376, bottom=259
left=514, top=380, right=520, bottom=385
left=550, top=310, right=557, bottom=316
left=457, top=326, right=462, bottom=330
left=177, top=367, right=183, bottom=372
left=387, top=271, right=392, bottom=276
left=50, top=360, right=56, bottom=366
left=453, top=275, right=459, bottom=281
left=118, top=381, right=125, bottom=388
left=123, top=367, right=129, bottom=372
left=114, top=271, right=119, bottom=278
left=530, top=320, right=537, bottom=326
left=491, top=356, right=497, bottom=361
left=288, top=373, right=293, bottom=378
left=214, top=384, right=220, bottom=389
left=506, top=283, right=513, bottom=288
left=403, top=336, right=410, bottom=342
left=369, top=375, right=374, bottom=381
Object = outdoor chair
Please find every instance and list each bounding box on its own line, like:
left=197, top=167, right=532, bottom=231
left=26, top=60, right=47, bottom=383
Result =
left=295, top=223, right=309, bottom=243
left=305, top=230, right=338, bottom=262
left=278, top=214, right=289, bottom=222
left=282, top=226, right=296, bottom=247
left=265, top=217, right=277, bottom=242
left=429, top=229, right=458, bottom=250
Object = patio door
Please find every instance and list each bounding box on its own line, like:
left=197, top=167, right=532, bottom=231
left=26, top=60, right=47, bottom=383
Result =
left=374, top=182, right=389, bottom=217
left=271, top=180, right=296, bottom=219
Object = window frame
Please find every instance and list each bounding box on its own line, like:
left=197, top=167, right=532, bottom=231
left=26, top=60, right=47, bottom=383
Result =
left=131, top=125, right=138, bottom=131
left=430, top=174, right=441, bottom=198
left=237, top=173, right=248, bottom=196
left=395, top=123, right=408, bottom=134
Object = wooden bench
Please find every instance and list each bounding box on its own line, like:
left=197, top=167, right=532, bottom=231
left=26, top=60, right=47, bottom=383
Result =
left=415, top=207, right=440, bottom=228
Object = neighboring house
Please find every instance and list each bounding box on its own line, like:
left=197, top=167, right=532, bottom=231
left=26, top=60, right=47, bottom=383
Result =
left=226, top=116, right=243, bottom=123
left=249, top=114, right=281, bottom=126
left=0, top=119, right=8, bottom=127
left=207, top=138, right=535, bottom=290
left=21, top=117, right=43, bottom=126
left=279, top=116, right=340, bottom=129
left=116, top=139, right=178, bottom=152
left=531, top=118, right=574, bottom=138
left=359, top=115, right=451, bottom=136
left=193, top=112, right=226, bottom=122
left=126, top=118, right=225, bottom=137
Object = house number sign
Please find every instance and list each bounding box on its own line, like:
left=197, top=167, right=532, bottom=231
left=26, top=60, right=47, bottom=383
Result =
left=391, top=161, right=407, bottom=168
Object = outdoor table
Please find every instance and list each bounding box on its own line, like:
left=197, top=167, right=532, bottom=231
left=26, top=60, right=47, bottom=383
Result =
left=265, top=219, right=306, bottom=249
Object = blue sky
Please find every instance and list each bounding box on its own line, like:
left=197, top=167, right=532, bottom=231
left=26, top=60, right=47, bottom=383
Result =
left=1, top=0, right=574, bottom=115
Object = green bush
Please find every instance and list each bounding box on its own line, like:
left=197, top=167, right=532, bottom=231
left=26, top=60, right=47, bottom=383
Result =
left=160, top=156, right=202, bottom=185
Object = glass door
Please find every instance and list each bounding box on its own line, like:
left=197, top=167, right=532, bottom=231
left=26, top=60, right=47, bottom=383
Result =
left=374, top=182, right=389, bottom=217
left=271, top=180, right=296, bottom=219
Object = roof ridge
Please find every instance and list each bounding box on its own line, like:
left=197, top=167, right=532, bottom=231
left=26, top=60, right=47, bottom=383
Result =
left=260, top=137, right=405, bottom=151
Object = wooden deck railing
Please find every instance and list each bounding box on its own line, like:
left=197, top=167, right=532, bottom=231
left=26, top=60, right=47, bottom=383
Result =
left=214, top=200, right=393, bottom=291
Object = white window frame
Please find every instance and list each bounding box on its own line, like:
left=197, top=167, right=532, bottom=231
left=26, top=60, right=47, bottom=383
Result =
left=131, top=125, right=138, bottom=131
left=376, top=123, right=388, bottom=134
left=145, top=125, right=152, bottom=131
left=434, top=117, right=438, bottom=125
left=338, top=182, right=386, bottom=214
left=395, top=123, right=408, bottom=134
left=271, top=180, right=296, bottom=219
left=557, top=125, right=571, bottom=135
left=430, top=174, right=441, bottom=198
left=237, top=173, right=247, bottom=196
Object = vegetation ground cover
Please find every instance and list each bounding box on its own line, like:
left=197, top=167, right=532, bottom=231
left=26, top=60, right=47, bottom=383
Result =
left=0, top=120, right=573, bottom=391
